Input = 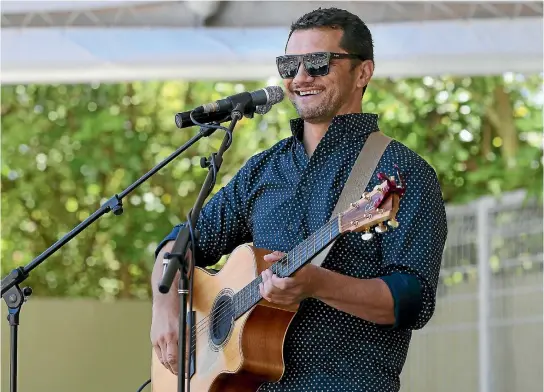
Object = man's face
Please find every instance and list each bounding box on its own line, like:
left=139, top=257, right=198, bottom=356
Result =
left=282, top=28, right=368, bottom=124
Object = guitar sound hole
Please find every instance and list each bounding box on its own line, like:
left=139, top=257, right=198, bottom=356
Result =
left=210, top=294, right=234, bottom=346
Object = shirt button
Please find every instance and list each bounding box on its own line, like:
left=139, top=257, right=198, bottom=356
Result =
left=288, top=224, right=293, bottom=231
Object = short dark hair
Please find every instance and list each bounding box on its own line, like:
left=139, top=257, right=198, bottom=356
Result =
left=287, top=7, right=374, bottom=96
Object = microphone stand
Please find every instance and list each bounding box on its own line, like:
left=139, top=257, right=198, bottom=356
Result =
left=0, top=100, right=246, bottom=392
left=158, top=101, right=246, bottom=392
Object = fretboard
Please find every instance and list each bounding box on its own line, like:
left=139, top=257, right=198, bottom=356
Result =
left=233, top=216, right=342, bottom=319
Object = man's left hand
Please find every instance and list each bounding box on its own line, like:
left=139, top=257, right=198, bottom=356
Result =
left=258, top=251, right=322, bottom=306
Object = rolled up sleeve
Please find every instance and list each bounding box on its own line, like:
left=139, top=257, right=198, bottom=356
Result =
left=379, top=162, right=448, bottom=330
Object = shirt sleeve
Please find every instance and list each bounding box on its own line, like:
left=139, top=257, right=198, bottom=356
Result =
left=154, top=158, right=254, bottom=268
left=378, top=161, right=448, bottom=330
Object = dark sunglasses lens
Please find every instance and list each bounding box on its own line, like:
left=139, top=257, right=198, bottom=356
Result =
left=277, top=56, right=299, bottom=79
left=277, top=53, right=331, bottom=79
left=304, top=52, right=330, bottom=77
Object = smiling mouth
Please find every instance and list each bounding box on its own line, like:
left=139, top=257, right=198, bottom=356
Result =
left=295, top=90, right=323, bottom=97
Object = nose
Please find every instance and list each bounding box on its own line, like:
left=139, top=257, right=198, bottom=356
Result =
left=292, top=62, right=315, bottom=84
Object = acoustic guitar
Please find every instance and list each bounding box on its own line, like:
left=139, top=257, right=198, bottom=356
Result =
left=151, top=170, right=406, bottom=392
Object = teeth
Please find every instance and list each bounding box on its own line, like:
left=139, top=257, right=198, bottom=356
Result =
left=298, top=90, right=321, bottom=96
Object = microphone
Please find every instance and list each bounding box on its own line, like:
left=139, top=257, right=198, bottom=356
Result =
left=175, top=86, right=284, bottom=129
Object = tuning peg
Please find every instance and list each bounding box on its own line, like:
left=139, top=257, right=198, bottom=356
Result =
left=375, top=223, right=388, bottom=233
left=387, top=218, right=399, bottom=228
left=361, top=229, right=374, bottom=241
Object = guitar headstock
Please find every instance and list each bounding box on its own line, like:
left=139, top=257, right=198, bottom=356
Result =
left=338, top=165, right=406, bottom=241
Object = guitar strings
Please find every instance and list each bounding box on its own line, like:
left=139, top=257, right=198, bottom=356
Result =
left=185, top=220, right=344, bottom=358
left=186, top=222, right=334, bottom=349
left=185, top=256, right=283, bottom=356
left=189, top=219, right=338, bottom=344
left=190, top=250, right=290, bottom=339
left=189, top=221, right=330, bottom=334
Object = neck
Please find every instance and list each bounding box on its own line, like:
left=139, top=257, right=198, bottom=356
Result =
left=302, top=107, right=363, bottom=156
left=302, top=121, right=330, bottom=157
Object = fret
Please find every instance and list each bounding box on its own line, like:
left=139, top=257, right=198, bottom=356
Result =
left=253, top=277, right=261, bottom=303
left=291, top=247, right=297, bottom=275
left=319, top=224, right=324, bottom=249
left=247, top=285, right=253, bottom=313
left=247, top=284, right=251, bottom=304
left=255, top=279, right=260, bottom=302
left=302, top=242, right=306, bottom=266
left=321, top=223, right=326, bottom=248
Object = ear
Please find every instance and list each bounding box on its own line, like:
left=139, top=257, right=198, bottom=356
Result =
left=356, top=60, right=374, bottom=89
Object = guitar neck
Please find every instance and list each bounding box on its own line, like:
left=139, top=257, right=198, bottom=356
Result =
left=234, top=216, right=342, bottom=319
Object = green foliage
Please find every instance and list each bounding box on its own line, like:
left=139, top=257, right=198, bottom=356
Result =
left=1, top=74, right=542, bottom=299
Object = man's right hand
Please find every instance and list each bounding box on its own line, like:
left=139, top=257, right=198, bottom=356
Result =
left=150, top=240, right=192, bottom=375
left=151, top=306, right=180, bottom=374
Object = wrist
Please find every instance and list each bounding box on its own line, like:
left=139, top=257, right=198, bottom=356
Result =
left=309, top=265, right=330, bottom=299
left=152, top=295, right=180, bottom=314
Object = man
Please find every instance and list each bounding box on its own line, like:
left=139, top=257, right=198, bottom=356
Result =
left=151, top=7, right=447, bottom=392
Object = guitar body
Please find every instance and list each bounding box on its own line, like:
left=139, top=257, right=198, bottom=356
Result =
left=151, top=244, right=299, bottom=392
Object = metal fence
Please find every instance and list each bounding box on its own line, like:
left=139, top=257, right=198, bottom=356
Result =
left=401, top=190, right=543, bottom=392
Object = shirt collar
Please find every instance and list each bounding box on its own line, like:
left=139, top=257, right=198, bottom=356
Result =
left=289, top=112, right=380, bottom=141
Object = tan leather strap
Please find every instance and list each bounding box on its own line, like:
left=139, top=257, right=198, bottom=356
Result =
left=311, top=131, right=392, bottom=267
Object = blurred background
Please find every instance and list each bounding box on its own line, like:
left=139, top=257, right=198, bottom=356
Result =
left=1, top=1, right=542, bottom=392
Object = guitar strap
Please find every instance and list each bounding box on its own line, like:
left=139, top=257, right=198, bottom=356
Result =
left=311, top=130, right=392, bottom=267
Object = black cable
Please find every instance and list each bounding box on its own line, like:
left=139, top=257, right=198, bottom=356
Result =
left=189, top=110, right=230, bottom=132
left=136, top=378, right=151, bottom=392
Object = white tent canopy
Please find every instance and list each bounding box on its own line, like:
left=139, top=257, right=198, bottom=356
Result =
left=1, top=1, right=542, bottom=84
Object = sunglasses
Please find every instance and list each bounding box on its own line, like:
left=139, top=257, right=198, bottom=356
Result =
left=276, top=51, right=365, bottom=79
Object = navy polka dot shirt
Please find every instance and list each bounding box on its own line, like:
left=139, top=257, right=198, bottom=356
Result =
left=156, top=113, right=448, bottom=391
